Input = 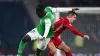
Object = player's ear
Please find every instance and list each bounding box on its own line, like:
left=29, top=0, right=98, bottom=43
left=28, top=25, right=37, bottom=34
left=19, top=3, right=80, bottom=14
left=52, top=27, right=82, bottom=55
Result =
left=68, top=14, right=73, bottom=17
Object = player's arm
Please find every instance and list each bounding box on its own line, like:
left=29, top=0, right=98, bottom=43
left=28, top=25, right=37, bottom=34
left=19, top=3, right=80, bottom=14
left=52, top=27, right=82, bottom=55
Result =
left=43, top=19, right=51, bottom=38
left=64, top=24, right=89, bottom=40
left=65, top=24, right=84, bottom=37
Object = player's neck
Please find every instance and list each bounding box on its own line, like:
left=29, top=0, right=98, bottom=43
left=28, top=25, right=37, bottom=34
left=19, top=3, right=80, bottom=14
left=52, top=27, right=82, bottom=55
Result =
left=39, top=12, right=46, bottom=18
left=66, top=16, right=72, bottom=23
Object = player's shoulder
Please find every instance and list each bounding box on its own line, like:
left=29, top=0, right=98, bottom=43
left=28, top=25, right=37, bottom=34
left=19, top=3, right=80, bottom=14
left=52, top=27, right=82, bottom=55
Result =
left=60, top=17, right=69, bottom=21
left=61, top=17, right=70, bottom=24
left=44, top=18, right=50, bottom=21
left=63, top=17, right=69, bottom=21
left=45, top=7, right=53, bottom=13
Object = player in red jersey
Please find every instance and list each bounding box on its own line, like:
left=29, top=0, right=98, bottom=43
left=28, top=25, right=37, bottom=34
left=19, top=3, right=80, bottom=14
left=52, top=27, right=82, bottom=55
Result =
left=48, top=9, right=90, bottom=56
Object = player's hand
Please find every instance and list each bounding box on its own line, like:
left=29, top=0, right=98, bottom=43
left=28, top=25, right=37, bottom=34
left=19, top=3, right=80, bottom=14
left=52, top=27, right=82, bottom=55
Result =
left=40, top=37, right=46, bottom=41
left=72, top=8, right=79, bottom=12
left=83, top=35, right=90, bottom=40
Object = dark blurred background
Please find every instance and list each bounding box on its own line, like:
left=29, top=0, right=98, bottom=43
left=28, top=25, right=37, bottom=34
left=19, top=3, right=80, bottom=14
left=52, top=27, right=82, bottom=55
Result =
left=0, top=0, right=100, bottom=56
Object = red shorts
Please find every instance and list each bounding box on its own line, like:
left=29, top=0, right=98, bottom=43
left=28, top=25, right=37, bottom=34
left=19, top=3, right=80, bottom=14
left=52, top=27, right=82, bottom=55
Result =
left=50, top=37, right=62, bottom=48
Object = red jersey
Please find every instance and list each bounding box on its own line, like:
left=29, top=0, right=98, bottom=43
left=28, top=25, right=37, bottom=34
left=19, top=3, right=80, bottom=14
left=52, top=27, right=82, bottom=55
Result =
left=54, top=17, right=84, bottom=37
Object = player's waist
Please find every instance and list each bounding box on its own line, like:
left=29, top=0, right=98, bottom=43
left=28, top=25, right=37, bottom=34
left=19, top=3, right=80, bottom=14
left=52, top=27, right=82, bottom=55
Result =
left=36, top=28, right=54, bottom=38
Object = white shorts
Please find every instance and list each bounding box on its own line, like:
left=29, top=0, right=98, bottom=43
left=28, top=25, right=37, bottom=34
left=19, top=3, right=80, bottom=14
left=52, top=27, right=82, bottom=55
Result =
left=26, top=28, right=50, bottom=50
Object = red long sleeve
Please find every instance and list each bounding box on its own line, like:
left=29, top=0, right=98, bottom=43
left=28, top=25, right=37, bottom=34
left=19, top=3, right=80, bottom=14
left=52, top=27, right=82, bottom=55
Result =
left=63, top=18, right=84, bottom=37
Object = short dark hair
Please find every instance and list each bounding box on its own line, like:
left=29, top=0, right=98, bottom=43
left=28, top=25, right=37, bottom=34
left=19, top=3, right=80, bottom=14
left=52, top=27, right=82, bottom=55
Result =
left=36, top=5, right=47, bottom=12
left=68, top=11, right=77, bottom=15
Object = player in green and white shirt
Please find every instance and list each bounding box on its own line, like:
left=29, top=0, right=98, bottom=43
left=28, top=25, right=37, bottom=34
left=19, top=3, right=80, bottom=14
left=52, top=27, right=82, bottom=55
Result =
left=36, top=6, right=54, bottom=39
left=17, top=5, right=54, bottom=56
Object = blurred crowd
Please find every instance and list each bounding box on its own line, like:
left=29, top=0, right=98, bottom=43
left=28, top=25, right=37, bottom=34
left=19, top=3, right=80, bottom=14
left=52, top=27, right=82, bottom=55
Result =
left=37, top=0, right=100, bottom=7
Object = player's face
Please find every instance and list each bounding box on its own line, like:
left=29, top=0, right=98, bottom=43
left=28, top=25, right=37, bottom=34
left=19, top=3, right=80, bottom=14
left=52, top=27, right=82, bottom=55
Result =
left=36, top=10, right=46, bottom=18
left=71, top=14, right=77, bottom=23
